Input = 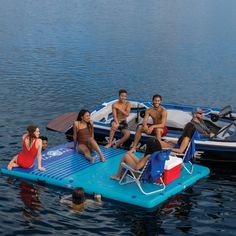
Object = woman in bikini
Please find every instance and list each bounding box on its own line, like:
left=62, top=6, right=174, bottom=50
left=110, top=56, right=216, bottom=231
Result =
left=7, top=125, right=45, bottom=171
left=73, top=109, right=105, bottom=163
left=111, top=137, right=162, bottom=180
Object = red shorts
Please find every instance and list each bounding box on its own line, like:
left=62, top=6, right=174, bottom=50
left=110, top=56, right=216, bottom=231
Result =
left=147, top=124, right=168, bottom=136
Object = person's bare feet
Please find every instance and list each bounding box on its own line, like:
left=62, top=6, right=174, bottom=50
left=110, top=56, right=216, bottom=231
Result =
left=128, top=147, right=136, bottom=153
left=105, top=143, right=112, bottom=149
left=110, top=175, right=121, bottom=180
left=100, top=156, right=106, bottom=162
left=92, top=156, right=97, bottom=163
left=87, top=156, right=96, bottom=163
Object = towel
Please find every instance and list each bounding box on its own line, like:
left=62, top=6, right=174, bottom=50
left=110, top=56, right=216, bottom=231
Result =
left=142, top=150, right=170, bottom=183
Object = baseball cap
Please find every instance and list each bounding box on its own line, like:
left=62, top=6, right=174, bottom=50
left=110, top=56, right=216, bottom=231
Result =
left=192, top=107, right=204, bottom=115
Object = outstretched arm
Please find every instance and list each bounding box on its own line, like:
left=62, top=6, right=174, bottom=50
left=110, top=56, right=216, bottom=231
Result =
left=113, top=102, right=131, bottom=117
left=73, top=122, right=78, bottom=149
left=37, top=139, right=45, bottom=171
left=112, top=103, right=119, bottom=123
left=142, top=109, right=150, bottom=131
left=172, top=136, right=190, bottom=154
left=90, top=121, right=94, bottom=139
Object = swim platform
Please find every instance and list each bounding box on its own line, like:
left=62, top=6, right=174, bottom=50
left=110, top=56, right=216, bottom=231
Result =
left=1, top=143, right=210, bottom=209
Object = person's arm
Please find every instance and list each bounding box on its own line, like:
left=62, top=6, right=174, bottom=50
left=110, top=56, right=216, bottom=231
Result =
left=142, top=109, right=150, bottom=131
left=73, top=122, right=78, bottom=149
left=112, top=103, right=119, bottom=123
left=90, top=121, right=94, bottom=139
left=60, top=195, right=73, bottom=205
left=159, top=139, right=177, bottom=149
left=114, top=102, right=131, bottom=117
left=172, top=136, right=190, bottom=154
left=194, top=121, right=212, bottom=139
left=22, top=133, right=27, bottom=141
left=36, top=139, right=45, bottom=172
left=134, top=154, right=150, bottom=170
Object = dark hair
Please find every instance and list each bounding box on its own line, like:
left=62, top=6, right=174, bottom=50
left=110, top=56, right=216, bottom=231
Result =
left=77, top=109, right=92, bottom=134
left=27, top=125, right=38, bottom=147
left=72, top=187, right=85, bottom=204
left=144, top=138, right=162, bottom=156
left=39, top=136, right=48, bottom=141
left=178, top=122, right=196, bottom=145
left=152, top=94, right=162, bottom=101
left=119, top=89, right=127, bottom=95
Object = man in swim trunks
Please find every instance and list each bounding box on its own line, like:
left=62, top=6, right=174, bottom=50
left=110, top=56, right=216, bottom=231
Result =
left=105, top=89, right=131, bottom=148
left=129, top=94, right=168, bottom=153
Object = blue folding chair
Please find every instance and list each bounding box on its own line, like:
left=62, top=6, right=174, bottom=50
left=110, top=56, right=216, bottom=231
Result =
left=119, top=150, right=170, bottom=195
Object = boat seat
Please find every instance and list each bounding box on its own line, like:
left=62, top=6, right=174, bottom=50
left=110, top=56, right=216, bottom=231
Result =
left=167, top=109, right=192, bottom=129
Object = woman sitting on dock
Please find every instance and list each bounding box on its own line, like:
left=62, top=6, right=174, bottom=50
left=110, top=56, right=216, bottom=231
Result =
left=73, top=109, right=105, bottom=163
left=161, top=122, right=196, bottom=153
left=111, top=137, right=162, bottom=180
left=7, top=125, right=45, bottom=171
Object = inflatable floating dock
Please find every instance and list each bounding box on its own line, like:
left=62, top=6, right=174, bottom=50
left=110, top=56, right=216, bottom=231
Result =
left=1, top=143, right=210, bottom=209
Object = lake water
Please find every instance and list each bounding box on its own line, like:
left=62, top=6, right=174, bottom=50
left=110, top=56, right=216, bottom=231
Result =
left=0, top=0, right=236, bottom=235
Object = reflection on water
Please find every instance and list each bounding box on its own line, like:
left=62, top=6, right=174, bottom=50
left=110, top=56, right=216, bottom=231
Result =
left=18, top=182, right=42, bottom=220
left=0, top=171, right=235, bottom=235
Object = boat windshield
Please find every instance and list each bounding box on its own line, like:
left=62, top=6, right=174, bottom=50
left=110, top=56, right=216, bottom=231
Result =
left=215, top=121, right=236, bottom=141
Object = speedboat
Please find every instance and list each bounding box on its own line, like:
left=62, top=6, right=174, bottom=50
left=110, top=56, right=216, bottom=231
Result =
left=47, top=99, right=236, bottom=162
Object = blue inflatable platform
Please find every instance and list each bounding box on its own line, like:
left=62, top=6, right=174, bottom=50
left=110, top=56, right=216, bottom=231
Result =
left=1, top=143, right=210, bottom=209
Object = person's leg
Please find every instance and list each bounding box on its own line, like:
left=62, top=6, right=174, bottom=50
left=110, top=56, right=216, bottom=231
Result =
left=155, top=128, right=163, bottom=141
left=78, top=144, right=96, bottom=163
left=7, top=155, right=19, bottom=170
left=110, top=152, right=139, bottom=180
left=129, top=125, right=144, bottom=153
left=113, top=129, right=130, bottom=148
left=88, top=138, right=105, bottom=162
left=105, top=122, right=119, bottom=149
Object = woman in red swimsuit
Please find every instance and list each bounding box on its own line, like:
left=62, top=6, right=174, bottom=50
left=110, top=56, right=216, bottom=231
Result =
left=7, top=125, right=45, bottom=172
left=73, top=110, right=105, bottom=163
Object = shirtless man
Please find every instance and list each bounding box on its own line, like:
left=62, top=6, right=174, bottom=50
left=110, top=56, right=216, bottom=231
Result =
left=129, top=94, right=168, bottom=153
left=105, top=89, right=131, bottom=149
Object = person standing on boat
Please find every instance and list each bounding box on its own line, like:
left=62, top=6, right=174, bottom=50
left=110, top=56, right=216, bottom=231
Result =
left=129, top=94, right=168, bottom=153
left=73, top=109, right=105, bottom=162
left=7, top=125, right=46, bottom=171
left=105, top=89, right=131, bottom=149
left=191, top=108, right=215, bottom=138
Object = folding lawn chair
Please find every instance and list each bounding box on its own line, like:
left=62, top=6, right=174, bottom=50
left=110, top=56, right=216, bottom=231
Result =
left=119, top=150, right=171, bottom=195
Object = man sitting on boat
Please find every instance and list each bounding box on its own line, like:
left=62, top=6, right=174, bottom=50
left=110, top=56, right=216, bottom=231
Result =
left=191, top=108, right=215, bottom=138
left=129, top=94, right=168, bottom=153
left=105, top=89, right=131, bottom=149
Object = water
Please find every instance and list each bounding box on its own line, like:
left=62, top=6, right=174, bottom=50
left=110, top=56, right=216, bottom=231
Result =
left=0, top=0, right=236, bottom=235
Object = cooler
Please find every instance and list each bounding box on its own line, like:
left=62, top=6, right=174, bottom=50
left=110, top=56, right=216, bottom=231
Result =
left=162, top=156, right=183, bottom=185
